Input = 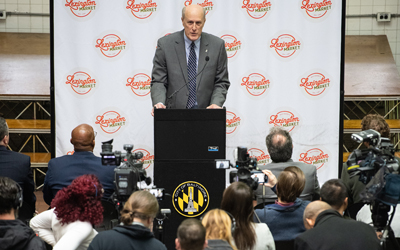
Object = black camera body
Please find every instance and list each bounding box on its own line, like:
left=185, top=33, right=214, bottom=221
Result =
left=347, top=129, right=400, bottom=232
left=347, top=129, right=398, bottom=185
left=100, top=139, right=152, bottom=202
left=229, top=146, right=264, bottom=190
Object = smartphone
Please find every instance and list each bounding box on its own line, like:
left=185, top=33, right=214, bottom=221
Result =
left=251, top=171, right=268, bottom=183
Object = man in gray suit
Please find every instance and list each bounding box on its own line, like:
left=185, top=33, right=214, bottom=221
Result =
left=150, top=5, right=230, bottom=115
left=255, top=127, right=320, bottom=205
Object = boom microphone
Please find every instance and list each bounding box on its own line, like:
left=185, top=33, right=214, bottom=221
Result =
left=166, top=56, right=209, bottom=108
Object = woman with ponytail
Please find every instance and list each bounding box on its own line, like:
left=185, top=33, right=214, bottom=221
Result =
left=88, top=190, right=167, bottom=250
left=30, top=174, right=103, bottom=250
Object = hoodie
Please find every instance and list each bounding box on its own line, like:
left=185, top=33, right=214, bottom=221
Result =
left=0, top=219, right=46, bottom=250
left=88, top=224, right=167, bottom=250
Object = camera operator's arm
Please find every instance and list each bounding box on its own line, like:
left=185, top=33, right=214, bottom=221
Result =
left=260, top=169, right=277, bottom=190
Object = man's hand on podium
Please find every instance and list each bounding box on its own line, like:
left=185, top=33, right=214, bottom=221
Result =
left=206, top=104, right=222, bottom=109
left=151, top=103, right=166, bottom=116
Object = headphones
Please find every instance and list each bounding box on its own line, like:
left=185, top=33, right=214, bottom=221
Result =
left=14, top=183, right=23, bottom=209
left=225, top=210, right=236, bottom=234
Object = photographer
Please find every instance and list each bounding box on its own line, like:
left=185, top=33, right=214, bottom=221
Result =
left=255, top=167, right=310, bottom=241
left=88, top=190, right=167, bottom=250
left=341, top=114, right=399, bottom=218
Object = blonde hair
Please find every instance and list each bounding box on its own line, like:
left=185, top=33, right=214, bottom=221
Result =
left=120, top=190, right=159, bottom=225
left=202, top=209, right=237, bottom=250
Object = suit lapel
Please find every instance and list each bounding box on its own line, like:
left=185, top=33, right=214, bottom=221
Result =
left=174, top=30, right=188, bottom=83
left=197, top=33, right=209, bottom=90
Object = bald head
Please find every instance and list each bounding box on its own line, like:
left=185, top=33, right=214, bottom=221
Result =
left=265, top=127, right=293, bottom=162
left=182, top=4, right=206, bottom=20
left=70, top=124, right=95, bottom=152
left=303, top=201, right=331, bottom=230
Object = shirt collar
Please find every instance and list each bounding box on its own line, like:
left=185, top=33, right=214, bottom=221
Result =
left=184, top=32, right=201, bottom=50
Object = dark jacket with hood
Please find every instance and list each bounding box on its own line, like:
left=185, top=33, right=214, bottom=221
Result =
left=294, top=209, right=381, bottom=250
left=88, top=224, right=167, bottom=250
left=0, top=219, right=46, bottom=250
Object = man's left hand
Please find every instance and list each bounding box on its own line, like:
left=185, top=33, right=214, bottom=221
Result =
left=206, top=104, right=222, bottom=109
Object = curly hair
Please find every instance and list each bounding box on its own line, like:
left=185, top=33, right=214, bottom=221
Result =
left=51, top=174, right=103, bottom=225
left=361, top=114, right=390, bottom=138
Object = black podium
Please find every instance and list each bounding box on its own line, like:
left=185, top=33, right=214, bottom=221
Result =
left=153, top=109, right=226, bottom=249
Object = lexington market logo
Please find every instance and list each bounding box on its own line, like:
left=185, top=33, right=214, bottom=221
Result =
left=226, top=111, right=242, bottom=134
left=269, top=111, right=300, bottom=132
left=241, top=73, right=271, bottom=96
left=242, top=0, right=272, bottom=19
left=270, top=34, right=301, bottom=58
left=65, top=71, right=97, bottom=95
left=64, top=0, right=97, bottom=18
left=221, top=34, right=242, bottom=59
left=248, top=148, right=270, bottom=166
left=126, top=0, right=158, bottom=19
left=301, top=0, right=333, bottom=19
left=298, top=148, right=329, bottom=170
left=299, top=72, right=330, bottom=96
left=126, top=73, right=151, bottom=96
left=184, top=0, right=214, bottom=15
left=95, top=110, right=127, bottom=134
left=133, top=148, right=154, bottom=169
left=95, top=33, right=127, bottom=58
left=173, top=181, right=209, bottom=217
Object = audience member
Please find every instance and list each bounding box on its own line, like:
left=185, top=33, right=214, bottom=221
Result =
left=0, top=117, right=36, bottom=222
left=221, top=182, right=275, bottom=250
left=341, top=114, right=399, bottom=218
left=30, top=174, right=102, bottom=250
left=176, top=218, right=207, bottom=250
left=320, top=179, right=348, bottom=216
left=0, top=177, right=46, bottom=250
left=294, top=201, right=381, bottom=250
left=255, top=167, right=309, bottom=241
left=43, top=124, right=116, bottom=205
left=88, top=190, right=166, bottom=250
left=255, top=127, right=320, bottom=205
left=201, top=209, right=237, bottom=250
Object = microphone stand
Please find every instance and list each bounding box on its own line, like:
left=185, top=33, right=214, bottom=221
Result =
left=165, top=56, right=209, bottom=109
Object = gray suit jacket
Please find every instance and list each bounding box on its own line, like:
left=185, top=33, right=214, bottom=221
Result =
left=151, top=30, right=230, bottom=109
left=255, top=159, right=320, bottom=205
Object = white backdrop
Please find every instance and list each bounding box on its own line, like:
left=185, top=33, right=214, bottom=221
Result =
left=53, top=0, right=342, bottom=186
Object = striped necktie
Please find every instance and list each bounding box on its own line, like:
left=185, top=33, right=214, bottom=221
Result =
left=187, top=42, right=197, bottom=109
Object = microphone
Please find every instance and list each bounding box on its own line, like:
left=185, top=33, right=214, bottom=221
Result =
left=166, top=56, right=210, bottom=107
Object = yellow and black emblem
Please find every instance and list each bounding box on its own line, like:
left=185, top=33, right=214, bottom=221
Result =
left=172, top=181, right=209, bottom=217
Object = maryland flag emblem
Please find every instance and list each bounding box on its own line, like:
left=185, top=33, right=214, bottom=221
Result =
left=172, top=181, right=209, bottom=217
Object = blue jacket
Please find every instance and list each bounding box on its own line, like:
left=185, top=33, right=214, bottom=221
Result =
left=255, top=198, right=309, bottom=241
left=0, top=146, right=36, bottom=222
left=43, top=151, right=116, bottom=205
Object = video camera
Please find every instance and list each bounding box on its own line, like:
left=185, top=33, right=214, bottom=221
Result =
left=100, top=139, right=152, bottom=202
left=346, top=129, right=400, bottom=236
left=229, top=146, right=267, bottom=190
